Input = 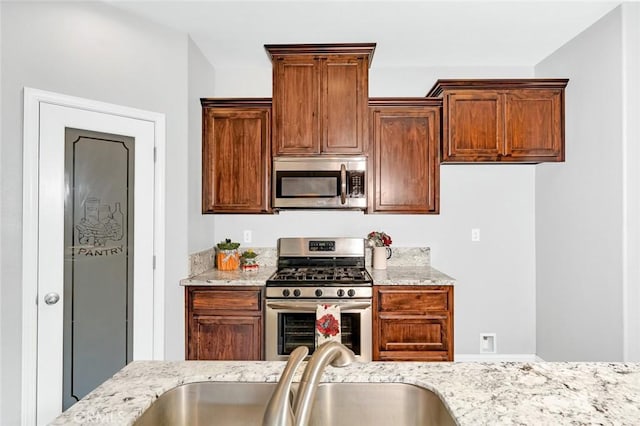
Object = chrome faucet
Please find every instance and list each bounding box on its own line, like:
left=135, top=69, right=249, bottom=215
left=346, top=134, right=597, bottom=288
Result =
left=263, top=342, right=356, bottom=426
left=263, top=346, right=309, bottom=426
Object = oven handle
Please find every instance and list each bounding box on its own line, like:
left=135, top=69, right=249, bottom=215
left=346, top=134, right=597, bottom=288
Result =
left=266, top=302, right=371, bottom=311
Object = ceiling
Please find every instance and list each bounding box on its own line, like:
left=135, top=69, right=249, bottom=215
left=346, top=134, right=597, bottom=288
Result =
left=109, top=1, right=620, bottom=68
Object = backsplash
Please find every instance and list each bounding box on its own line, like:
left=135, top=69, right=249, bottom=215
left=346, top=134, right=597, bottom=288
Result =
left=365, top=247, right=430, bottom=267
left=188, top=247, right=277, bottom=276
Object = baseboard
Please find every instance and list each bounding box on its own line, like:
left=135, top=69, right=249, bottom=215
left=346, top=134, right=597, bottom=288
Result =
left=454, top=353, right=539, bottom=362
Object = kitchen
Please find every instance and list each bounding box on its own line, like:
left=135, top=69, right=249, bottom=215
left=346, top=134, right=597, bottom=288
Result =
left=1, top=1, right=639, bottom=425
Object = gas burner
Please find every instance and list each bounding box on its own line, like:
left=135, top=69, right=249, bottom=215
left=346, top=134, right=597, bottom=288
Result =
left=268, top=267, right=372, bottom=285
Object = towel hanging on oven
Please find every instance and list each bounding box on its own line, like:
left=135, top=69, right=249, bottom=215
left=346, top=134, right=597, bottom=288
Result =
left=315, top=304, right=341, bottom=347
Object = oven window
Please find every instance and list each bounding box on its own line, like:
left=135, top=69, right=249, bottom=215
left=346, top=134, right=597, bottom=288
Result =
left=277, top=312, right=361, bottom=356
left=277, top=171, right=340, bottom=198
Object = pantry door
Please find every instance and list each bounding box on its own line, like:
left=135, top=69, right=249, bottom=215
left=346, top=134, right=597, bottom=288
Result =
left=22, top=89, right=166, bottom=425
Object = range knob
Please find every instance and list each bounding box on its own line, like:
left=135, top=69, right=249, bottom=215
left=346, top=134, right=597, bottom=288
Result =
left=337, top=289, right=345, bottom=297
left=293, top=289, right=301, bottom=297
left=315, top=289, right=323, bottom=297
left=347, top=289, right=356, bottom=297
left=282, top=289, right=290, bottom=297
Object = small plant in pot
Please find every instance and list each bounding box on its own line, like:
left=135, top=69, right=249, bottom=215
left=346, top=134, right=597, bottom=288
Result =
left=216, top=238, right=240, bottom=271
left=240, top=249, right=259, bottom=271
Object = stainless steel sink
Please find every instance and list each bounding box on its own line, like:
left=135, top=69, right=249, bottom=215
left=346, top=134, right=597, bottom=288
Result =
left=134, top=381, right=455, bottom=426
left=308, top=383, right=455, bottom=426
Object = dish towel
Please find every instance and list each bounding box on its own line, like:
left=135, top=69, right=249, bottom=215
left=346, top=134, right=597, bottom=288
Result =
left=316, top=304, right=341, bottom=347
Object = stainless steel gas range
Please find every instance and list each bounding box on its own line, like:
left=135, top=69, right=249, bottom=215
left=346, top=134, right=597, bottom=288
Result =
left=265, top=237, right=373, bottom=361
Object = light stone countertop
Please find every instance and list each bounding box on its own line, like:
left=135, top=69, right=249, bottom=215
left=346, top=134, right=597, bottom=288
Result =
left=181, top=266, right=454, bottom=286
left=368, top=266, right=456, bottom=286
left=51, top=360, right=640, bottom=425
left=180, top=267, right=276, bottom=286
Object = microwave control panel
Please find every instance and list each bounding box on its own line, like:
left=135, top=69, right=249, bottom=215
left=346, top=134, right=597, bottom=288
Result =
left=349, top=171, right=365, bottom=198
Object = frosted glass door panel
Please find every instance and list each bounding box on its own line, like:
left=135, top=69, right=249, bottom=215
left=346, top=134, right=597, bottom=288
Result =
left=63, top=128, right=134, bottom=410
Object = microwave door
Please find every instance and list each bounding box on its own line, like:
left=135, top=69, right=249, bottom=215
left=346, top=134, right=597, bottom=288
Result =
left=274, top=171, right=341, bottom=208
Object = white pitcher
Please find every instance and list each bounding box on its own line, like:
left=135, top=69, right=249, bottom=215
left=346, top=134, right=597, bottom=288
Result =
left=373, top=246, right=392, bottom=270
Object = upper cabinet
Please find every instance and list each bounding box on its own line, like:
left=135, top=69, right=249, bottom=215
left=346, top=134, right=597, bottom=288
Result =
left=369, top=98, right=441, bottom=214
left=201, top=99, right=272, bottom=213
left=265, top=44, right=376, bottom=155
left=427, top=79, right=568, bottom=163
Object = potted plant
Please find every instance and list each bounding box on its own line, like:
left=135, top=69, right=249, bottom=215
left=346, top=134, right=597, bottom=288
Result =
left=216, top=238, right=241, bottom=271
left=240, top=249, right=259, bottom=271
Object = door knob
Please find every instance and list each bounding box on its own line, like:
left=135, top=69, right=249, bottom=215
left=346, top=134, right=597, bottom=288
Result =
left=44, top=292, right=60, bottom=305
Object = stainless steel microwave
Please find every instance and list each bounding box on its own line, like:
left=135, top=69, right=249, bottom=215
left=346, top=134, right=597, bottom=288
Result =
left=272, top=157, right=367, bottom=209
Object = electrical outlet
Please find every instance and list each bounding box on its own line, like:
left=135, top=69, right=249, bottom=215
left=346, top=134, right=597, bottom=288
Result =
left=243, top=230, right=252, bottom=243
left=471, top=228, right=480, bottom=242
left=480, top=333, right=497, bottom=354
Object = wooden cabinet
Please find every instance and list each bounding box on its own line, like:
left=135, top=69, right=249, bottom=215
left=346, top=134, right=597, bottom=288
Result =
left=373, top=286, right=453, bottom=361
left=368, top=98, right=441, bottom=214
left=186, top=286, right=263, bottom=360
left=201, top=99, right=271, bottom=213
left=266, top=44, right=375, bottom=155
left=427, top=79, right=568, bottom=163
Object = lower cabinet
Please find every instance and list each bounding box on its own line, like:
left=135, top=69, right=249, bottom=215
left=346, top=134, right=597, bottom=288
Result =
left=373, top=286, right=453, bottom=361
left=185, top=286, right=263, bottom=360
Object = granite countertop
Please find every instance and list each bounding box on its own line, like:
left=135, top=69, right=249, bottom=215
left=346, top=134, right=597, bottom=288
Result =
left=368, top=265, right=456, bottom=286
left=182, top=266, right=455, bottom=287
left=180, top=267, right=276, bottom=286
left=183, top=246, right=455, bottom=287
left=51, top=360, right=640, bottom=425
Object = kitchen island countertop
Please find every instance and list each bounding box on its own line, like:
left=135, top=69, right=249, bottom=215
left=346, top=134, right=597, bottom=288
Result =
left=51, top=360, right=640, bottom=425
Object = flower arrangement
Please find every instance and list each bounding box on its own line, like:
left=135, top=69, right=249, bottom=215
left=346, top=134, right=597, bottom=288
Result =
left=367, top=231, right=392, bottom=247
left=216, top=238, right=240, bottom=271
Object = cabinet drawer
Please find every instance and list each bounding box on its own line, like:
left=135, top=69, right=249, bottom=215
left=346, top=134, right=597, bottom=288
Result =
left=377, top=288, right=450, bottom=313
left=190, top=289, right=262, bottom=313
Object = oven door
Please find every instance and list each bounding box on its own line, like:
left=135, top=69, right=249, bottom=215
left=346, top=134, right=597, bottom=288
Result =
left=265, top=299, right=372, bottom=361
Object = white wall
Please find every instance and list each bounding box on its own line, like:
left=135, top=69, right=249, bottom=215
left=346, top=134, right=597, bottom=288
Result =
left=211, top=64, right=538, bottom=356
left=0, top=2, right=3, bottom=421
left=621, top=2, right=640, bottom=362
left=0, top=2, right=189, bottom=423
left=188, top=38, right=216, bottom=252
left=535, top=6, right=625, bottom=361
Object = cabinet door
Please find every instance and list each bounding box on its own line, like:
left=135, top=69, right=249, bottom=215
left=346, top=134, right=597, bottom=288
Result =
left=189, top=315, right=262, bottom=360
left=505, top=89, right=564, bottom=161
left=272, top=58, right=320, bottom=154
left=377, top=314, right=451, bottom=361
left=370, top=106, right=439, bottom=213
left=322, top=56, right=368, bottom=153
left=443, top=91, right=504, bottom=161
left=202, top=107, right=270, bottom=213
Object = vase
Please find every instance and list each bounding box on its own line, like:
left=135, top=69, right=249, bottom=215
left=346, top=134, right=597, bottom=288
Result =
left=373, top=246, right=392, bottom=270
